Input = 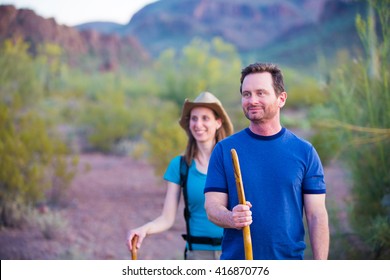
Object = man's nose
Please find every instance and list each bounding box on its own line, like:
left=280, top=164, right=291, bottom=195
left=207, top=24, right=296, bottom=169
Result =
left=247, top=94, right=260, bottom=104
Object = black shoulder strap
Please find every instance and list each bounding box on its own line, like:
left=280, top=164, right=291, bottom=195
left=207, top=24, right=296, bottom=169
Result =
left=179, top=156, right=222, bottom=251
left=179, top=156, right=192, bottom=250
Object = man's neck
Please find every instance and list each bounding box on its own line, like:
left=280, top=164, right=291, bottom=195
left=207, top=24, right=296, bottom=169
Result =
left=249, top=122, right=282, bottom=136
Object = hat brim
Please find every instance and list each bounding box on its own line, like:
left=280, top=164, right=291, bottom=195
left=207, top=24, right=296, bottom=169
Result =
left=179, top=100, right=233, bottom=136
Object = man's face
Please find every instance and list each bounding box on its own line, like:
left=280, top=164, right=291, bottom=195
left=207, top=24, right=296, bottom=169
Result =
left=241, top=72, right=286, bottom=124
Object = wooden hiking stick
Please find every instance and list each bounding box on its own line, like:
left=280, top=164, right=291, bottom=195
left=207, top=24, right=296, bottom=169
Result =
left=231, top=149, right=253, bottom=260
left=131, top=235, right=139, bottom=260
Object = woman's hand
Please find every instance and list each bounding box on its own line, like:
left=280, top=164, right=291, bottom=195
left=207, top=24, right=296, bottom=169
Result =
left=127, top=227, right=147, bottom=251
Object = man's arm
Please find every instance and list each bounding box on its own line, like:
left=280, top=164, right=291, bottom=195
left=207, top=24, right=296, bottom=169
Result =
left=205, top=192, right=252, bottom=229
left=304, top=194, right=329, bottom=260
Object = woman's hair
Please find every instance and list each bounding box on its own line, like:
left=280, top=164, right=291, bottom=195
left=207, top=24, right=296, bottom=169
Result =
left=240, top=62, right=285, bottom=96
left=183, top=109, right=227, bottom=165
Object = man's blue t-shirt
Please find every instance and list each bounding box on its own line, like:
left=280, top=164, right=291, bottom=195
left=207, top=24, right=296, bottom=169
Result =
left=204, top=128, right=326, bottom=259
left=164, top=155, right=223, bottom=251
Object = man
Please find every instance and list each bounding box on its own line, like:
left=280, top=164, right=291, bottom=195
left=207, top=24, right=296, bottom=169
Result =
left=204, top=62, right=329, bottom=260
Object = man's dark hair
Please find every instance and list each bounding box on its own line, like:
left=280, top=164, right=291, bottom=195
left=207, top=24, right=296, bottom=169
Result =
left=240, top=62, right=285, bottom=96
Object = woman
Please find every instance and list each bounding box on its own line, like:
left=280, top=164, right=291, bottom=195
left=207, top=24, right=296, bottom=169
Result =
left=127, top=91, right=233, bottom=260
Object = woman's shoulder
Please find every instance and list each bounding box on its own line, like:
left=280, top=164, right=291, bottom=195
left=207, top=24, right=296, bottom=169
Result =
left=166, top=154, right=185, bottom=169
left=172, top=154, right=183, bottom=162
left=163, top=155, right=185, bottom=184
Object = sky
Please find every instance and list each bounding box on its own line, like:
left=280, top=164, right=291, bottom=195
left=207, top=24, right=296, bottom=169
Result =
left=1, top=0, right=159, bottom=26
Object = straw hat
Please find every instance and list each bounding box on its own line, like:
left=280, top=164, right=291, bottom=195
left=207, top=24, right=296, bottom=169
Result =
left=179, top=91, right=233, bottom=136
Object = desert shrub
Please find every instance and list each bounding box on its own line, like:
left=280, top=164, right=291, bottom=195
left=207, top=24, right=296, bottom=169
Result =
left=79, top=91, right=133, bottom=153
left=0, top=198, right=31, bottom=229
left=28, top=207, right=69, bottom=240
left=0, top=104, right=77, bottom=228
left=144, top=123, right=187, bottom=177
left=78, top=91, right=175, bottom=154
left=57, top=245, right=91, bottom=260
left=155, top=37, right=241, bottom=111
left=0, top=39, right=78, bottom=227
left=307, top=105, right=344, bottom=166
left=365, top=215, right=390, bottom=259
left=143, top=101, right=187, bottom=176
left=283, top=68, right=327, bottom=109
left=310, top=1, right=390, bottom=259
left=140, top=37, right=242, bottom=173
left=0, top=39, right=42, bottom=109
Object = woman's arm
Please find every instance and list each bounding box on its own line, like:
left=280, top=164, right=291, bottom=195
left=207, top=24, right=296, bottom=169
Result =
left=127, top=181, right=181, bottom=250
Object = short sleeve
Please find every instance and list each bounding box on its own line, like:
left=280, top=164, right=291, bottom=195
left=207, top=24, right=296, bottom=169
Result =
left=163, top=155, right=182, bottom=185
left=205, top=143, right=228, bottom=194
left=302, top=146, right=326, bottom=194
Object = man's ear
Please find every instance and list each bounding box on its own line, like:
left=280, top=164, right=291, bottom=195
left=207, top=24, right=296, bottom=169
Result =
left=278, top=92, right=287, bottom=108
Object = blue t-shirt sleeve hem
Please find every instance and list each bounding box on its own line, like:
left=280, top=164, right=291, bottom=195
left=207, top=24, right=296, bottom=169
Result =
left=204, top=187, right=228, bottom=194
left=303, top=189, right=326, bottom=194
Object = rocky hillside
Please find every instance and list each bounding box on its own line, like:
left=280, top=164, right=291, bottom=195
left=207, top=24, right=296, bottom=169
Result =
left=0, top=0, right=367, bottom=71
left=0, top=5, right=149, bottom=71
left=122, top=0, right=328, bottom=54
left=120, top=0, right=366, bottom=64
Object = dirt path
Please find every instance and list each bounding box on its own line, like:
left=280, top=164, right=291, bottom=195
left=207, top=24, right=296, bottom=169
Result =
left=0, top=153, right=349, bottom=260
left=0, top=153, right=185, bottom=260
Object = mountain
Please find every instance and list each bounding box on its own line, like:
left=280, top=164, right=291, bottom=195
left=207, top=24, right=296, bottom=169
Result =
left=242, top=0, right=367, bottom=67
left=75, top=22, right=124, bottom=35
left=0, top=0, right=368, bottom=71
left=116, top=0, right=366, bottom=66
left=0, top=5, right=149, bottom=71
left=121, top=0, right=329, bottom=54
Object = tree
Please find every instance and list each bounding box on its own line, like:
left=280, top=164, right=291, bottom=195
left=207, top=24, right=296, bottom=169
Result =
left=0, top=39, right=77, bottom=227
left=312, top=0, right=390, bottom=259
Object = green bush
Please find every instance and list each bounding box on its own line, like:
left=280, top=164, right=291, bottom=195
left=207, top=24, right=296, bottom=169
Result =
left=142, top=100, right=187, bottom=176
left=0, top=39, right=78, bottom=227
left=311, top=1, right=390, bottom=259
left=80, top=92, right=133, bottom=153
left=155, top=37, right=242, bottom=110
left=144, top=123, right=187, bottom=177
left=283, top=68, right=327, bottom=109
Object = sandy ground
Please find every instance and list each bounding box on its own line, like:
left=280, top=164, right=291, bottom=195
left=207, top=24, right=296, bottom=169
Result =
left=0, top=153, right=349, bottom=260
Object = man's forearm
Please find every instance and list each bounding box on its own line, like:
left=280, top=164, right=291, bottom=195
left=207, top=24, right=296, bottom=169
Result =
left=206, top=204, right=235, bottom=229
left=308, top=213, right=329, bottom=260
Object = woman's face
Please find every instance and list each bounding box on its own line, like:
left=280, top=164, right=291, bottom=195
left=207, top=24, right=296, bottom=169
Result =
left=189, top=107, right=222, bottom=143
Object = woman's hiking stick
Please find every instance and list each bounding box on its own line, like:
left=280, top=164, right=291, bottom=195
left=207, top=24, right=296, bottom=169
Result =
left=231, top=149, right=253, bottom=260
left=131, top=235, right=139, bottom=260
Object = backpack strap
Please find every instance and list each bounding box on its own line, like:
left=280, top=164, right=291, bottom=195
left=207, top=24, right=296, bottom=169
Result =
left=179, top=156, right=192, bottom=250
left=179, top=156, right=222, bottom=250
